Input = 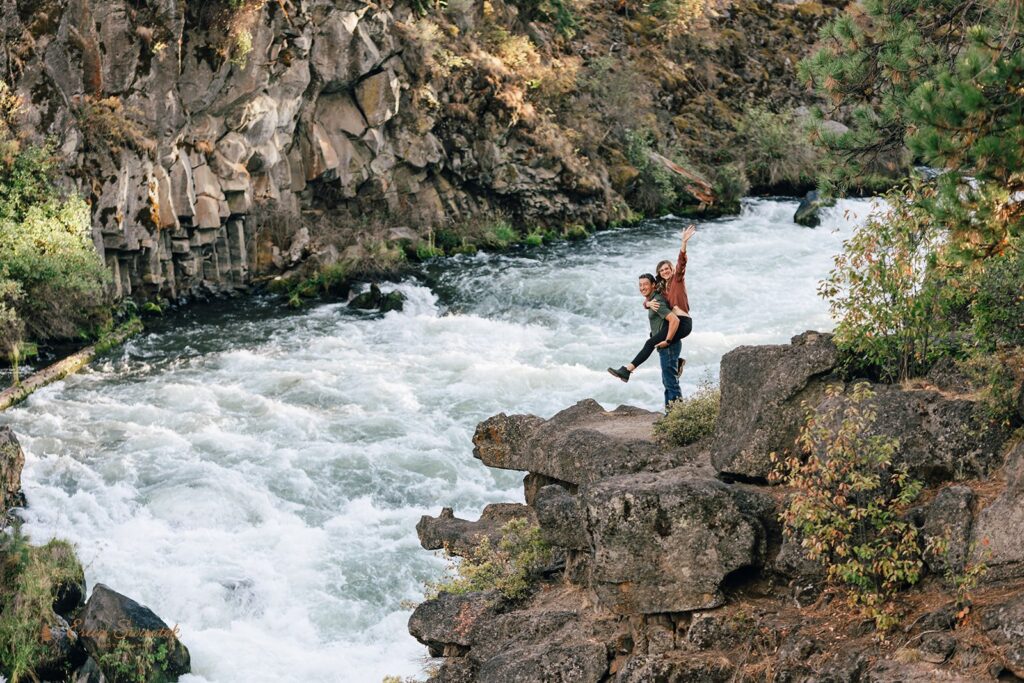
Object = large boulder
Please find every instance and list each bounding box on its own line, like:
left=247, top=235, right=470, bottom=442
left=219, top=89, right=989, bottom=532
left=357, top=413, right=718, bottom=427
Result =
left=970, top=441, right=1024, bottom=580
left=712, top=331, right=839, bottom=480
left=78, top=584, right=190, bottom=683
left=416, top=504, right=534, bottom=556
left=583, top=471, right=762, bottom=614
left=473, top=400, right=685, bottom=486
left=813, top=384, right=1008, bottom=484
left=0, top=426, right=26, bottom=513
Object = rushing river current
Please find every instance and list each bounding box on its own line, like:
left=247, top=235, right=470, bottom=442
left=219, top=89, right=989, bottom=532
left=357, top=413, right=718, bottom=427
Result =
left=1, top=197, right=876, bottom=682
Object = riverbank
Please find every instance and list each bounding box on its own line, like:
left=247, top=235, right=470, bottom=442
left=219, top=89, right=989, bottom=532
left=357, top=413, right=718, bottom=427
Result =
left=408, top=331, right=1024, bottom=681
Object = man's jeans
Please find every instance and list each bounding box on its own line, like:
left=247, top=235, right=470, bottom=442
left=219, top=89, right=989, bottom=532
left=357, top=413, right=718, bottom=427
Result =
left=658, top=339, right=682, bottom=408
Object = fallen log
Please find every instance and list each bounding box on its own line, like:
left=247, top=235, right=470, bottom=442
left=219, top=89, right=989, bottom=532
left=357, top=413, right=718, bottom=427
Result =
left=0, top=319, right=143, bottom=411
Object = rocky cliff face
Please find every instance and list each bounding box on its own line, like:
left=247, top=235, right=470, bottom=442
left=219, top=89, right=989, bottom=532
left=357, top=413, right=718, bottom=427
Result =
left=410, top=332, right=1024, bottom=681
left=1, top=0, right=844, bottom=301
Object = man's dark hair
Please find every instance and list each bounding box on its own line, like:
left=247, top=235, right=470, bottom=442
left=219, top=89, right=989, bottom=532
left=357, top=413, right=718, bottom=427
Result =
left=638, top=273, right=656, bottom=285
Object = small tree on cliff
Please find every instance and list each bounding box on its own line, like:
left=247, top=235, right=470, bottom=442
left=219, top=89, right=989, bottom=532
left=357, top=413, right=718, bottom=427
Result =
left=771, top=383, right=924, bottom=630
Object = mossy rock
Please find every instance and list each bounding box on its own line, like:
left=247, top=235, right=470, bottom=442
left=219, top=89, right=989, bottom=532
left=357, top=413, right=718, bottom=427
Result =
left=609, top=164, right=640, bottom=193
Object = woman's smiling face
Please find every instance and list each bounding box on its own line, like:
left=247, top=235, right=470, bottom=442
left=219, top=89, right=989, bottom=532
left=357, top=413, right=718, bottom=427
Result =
left=658, top=263, right=673, bottom=280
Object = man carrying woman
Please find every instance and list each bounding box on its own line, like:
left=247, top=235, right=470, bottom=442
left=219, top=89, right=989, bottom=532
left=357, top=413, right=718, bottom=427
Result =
left=607, top=225, right=696, bottom=410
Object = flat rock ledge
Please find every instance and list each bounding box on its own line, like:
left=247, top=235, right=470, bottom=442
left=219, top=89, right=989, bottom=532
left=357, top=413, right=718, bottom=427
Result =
left=409, top=331, right=1024, bottom=682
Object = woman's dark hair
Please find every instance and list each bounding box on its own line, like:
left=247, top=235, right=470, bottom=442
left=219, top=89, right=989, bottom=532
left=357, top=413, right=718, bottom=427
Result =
left=654, top=260, right=674, bottom=291
left=638, top=273, right=657, bottom=285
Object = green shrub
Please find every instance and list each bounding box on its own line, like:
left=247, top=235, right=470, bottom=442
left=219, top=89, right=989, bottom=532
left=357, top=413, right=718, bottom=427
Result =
left=654, top=379, right=720, bottom=446
left=708, top=163, right=749, bottom=215
left=425, top=519, right=554, bottom=601
left=482, top=220, right=518, bottom=248
left=734, top=107, right=820, bottom=191
left=524, top=230, right=545, bottom=247
left=971, top=245, right=1024, bottom=350
left=770, top=383, right=924, bottom=630
left=563, top=224, right=589, bottom=240
left=819, top=185, right=945, bottom=382
left=961, top=349, right=1024, bottom=427
left=0, top=533, right=85, bottom=683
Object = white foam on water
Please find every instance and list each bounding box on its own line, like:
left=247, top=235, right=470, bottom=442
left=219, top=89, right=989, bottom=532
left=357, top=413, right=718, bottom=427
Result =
left=0, top=198, right=876, bottom=682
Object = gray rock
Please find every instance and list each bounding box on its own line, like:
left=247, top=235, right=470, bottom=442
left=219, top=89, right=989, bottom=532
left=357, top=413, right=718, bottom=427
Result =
left=0, top=426, right=26, bottom=514
left=310, top=9, right=362, bottom=89
left=36, top=614, right=88, bottom=681
left=922, top=485, right=974, bottom=576
left=473, top=400, right=680, bottom=486
left=380, top=290, right=406, bottom=312
left=686, top=611, right=756, bottom=650
left=417, top=504, right=534, bottom=556
left=476, top=642, right=608, bottom=682
left=355, top=70, right=402, bottom=127
left=772, top=537, right=826, bottom=585
left=584, top=471, right=761, bottom=614
left=970, top=441, right=1024, bottom=580
left=712, top=331, right=839, bottom=481
left=534, top=485, right=588, bottom=550
left=917, top=632, right=956, bottom=663
left=615, top=654, right=733, bottom=682
left=793, top=190, right=825, bottom=227
left=409, top=591, right=504, bottom=650
left=980, top=594, right=1024, bottom=677
left=79, top=584, right=190, bottom=683
left=315, top=91, right=368, bottom=140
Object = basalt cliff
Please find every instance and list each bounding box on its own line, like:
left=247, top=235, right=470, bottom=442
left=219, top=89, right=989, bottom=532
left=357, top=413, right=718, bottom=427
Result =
left=1, top=0, right=845, bottom=300
left=410, top=331, right=1024, bottom=682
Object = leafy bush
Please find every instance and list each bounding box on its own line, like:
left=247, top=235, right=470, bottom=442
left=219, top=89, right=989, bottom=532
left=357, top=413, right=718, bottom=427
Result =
left=426, top=519, right=554, bottom=601
left=0, top=195, right=111, bottom=341
left=770, top=383, right=924, bottom=630
left=734, top=107, right=820, bottom=191
left=971, top=246, right=1024, bottom=350
left=655, top=379, right=720, bottom=446
left=0, top=533, right=85, bottom=683
left=707, top=164, right=749, bottom=216
left=819, top=186, right=945, bottom=382
left=961, top=349, right=1024, bottom=427
left=1, top=85, right=111, bottom=353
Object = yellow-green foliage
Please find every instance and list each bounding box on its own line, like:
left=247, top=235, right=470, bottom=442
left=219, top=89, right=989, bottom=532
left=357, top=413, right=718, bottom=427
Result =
left=1, top=80, right=111, bottom=352
left=655, top=379, right=720, bottom=446
left=0, top=533, right=85, bottom=683
left=770, top=383, right=924, bottom=630
left=426, top=519, right=554, bottom=601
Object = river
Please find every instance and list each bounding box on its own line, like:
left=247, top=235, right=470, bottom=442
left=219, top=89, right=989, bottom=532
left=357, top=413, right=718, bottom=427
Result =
left=0, top=197, right=876, bottom=682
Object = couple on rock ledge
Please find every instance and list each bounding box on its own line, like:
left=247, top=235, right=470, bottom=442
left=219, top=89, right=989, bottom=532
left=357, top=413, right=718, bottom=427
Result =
left=608, top=225, right=696, bottom=411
